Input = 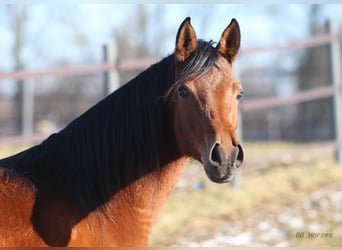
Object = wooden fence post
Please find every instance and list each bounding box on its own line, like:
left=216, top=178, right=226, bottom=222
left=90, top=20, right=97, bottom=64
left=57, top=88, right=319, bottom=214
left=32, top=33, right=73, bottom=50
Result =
left=103, top=42, right=120, bottom=96
left=328, top=19, right=342, bottom=164
left=21, top=79, right=34, bottom=136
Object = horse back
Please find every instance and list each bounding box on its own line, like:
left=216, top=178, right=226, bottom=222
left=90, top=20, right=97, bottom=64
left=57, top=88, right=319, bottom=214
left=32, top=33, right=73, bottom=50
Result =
left=0, top=145, right=41, bottom=171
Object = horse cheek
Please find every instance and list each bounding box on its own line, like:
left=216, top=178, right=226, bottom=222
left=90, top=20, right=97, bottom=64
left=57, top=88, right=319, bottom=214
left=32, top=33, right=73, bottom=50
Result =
left=173, top=103, right=197, bottom=159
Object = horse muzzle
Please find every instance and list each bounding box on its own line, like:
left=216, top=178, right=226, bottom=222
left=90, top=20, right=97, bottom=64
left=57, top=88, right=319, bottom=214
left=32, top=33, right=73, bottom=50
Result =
left=203, top=142, right=244, bottom=183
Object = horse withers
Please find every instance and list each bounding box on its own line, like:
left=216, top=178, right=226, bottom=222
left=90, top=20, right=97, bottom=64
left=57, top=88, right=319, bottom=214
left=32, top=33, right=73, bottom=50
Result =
left=0, top=17, right=244, bottom=246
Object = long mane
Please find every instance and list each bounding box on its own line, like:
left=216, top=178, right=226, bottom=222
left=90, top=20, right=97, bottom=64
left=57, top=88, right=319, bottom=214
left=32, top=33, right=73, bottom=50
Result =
left=1, top=40, right=219, bottom=212
left=33, top=55, right=177, bottom=210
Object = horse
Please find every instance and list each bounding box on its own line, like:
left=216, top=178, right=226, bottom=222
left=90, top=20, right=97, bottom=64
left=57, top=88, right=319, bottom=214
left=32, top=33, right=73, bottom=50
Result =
left=0, top=17, right=244, bottom=246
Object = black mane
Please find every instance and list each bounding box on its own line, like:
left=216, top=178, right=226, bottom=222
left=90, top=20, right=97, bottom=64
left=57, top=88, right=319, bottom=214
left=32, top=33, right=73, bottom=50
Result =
left=0, top=40, right=220, bottom=211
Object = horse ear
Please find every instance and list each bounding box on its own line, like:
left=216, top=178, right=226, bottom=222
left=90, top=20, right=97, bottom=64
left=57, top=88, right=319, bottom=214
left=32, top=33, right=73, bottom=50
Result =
left=175, top=17, right=197, bottom=63
left=216, top=18, right=241, bottom=63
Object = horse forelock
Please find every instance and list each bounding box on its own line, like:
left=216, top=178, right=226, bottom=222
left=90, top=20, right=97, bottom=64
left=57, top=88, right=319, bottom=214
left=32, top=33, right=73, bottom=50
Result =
left=165, top=40, right=219, bottom=103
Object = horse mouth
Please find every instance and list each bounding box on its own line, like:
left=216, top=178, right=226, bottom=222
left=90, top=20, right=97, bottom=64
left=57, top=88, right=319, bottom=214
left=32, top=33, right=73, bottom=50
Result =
left=202, top=143, right=244, bottom=184
left=204, top=164, right=235, bottom=183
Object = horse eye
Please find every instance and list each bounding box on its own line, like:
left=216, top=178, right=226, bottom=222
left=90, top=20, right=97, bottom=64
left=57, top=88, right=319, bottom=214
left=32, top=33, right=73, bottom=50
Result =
left=178, top=86, right=190, bottom=98
left=237, top=90, right=244, bottom=100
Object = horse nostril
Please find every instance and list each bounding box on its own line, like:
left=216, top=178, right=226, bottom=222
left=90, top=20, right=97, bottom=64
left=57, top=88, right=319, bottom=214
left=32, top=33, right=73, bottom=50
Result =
left=209, top=143, right=225, bottom=167
left=236, top=144, right=244, bottom=167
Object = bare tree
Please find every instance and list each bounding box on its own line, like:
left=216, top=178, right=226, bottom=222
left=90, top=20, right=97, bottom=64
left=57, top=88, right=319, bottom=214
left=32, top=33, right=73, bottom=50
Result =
left=7, top=5, right=28, bottom=135
left=112, top=5, right=168, bottom=85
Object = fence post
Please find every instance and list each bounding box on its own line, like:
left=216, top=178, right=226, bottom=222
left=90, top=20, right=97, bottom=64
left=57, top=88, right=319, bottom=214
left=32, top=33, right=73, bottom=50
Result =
left=103, top=42, right=120, bottom=96
left=21, top=79, right=34, bottom=136
left=328, top=19, right=342, bottom=164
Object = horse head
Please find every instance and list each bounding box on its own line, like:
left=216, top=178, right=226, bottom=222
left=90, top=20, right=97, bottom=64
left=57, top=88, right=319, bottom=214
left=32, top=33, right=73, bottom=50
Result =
left=172, top=17, right=244, bottom=183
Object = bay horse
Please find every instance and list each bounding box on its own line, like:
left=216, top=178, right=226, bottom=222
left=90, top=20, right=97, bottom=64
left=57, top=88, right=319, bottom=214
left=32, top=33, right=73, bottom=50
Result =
left=0, top=17, right=244, bottom=246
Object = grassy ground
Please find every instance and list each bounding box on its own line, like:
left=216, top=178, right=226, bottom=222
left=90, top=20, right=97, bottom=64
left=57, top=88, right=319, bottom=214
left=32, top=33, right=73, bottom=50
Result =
left=149, top=142, right=342, bottom=246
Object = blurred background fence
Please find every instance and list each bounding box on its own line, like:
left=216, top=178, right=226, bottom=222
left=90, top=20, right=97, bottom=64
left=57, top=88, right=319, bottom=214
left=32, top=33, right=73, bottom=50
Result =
left=1, top=18, right=341, bottom=166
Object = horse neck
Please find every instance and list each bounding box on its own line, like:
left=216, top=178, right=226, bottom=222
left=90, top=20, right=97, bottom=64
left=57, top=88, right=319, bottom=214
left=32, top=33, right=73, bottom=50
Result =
left=68, top=154, right=188, bottom=246
left=96, top=109, right=189, bottom=245
left=105, top=157, right=189, bottom=242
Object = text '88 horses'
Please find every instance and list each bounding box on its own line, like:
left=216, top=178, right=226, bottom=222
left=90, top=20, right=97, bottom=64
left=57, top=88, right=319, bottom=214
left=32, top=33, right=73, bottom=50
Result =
left=0, top=17, right=244, bottom=246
